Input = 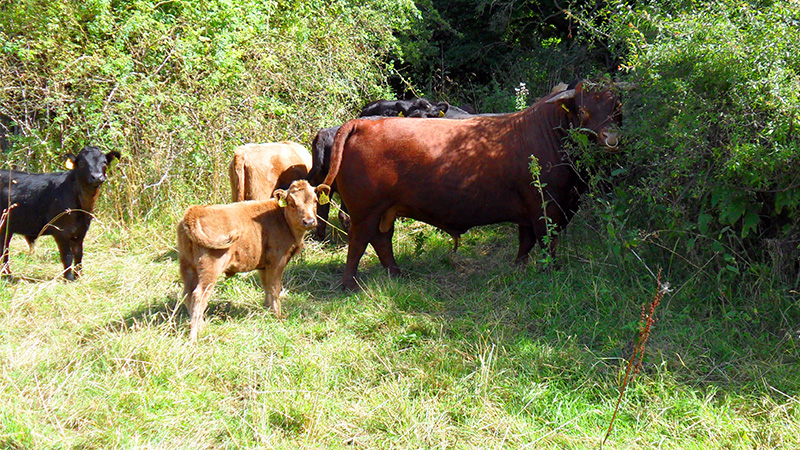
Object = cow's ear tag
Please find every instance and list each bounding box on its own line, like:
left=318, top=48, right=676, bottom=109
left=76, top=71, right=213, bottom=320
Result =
left=318, top=191, right=330, bottom=205
left=64, top=159, right=75, bottom=170
left=397, top=111, right=405, bottom=117
left=277, top=198, right=287, bottom=208
left=439, top=111, right=445, bottom=117
left=561, top=104, right=571, bottom=113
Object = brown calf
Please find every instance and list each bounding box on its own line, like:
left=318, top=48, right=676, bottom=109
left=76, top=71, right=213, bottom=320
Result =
left=229, top=141, right=312, bottom=202
left=177, top=179, right=330, bottom=342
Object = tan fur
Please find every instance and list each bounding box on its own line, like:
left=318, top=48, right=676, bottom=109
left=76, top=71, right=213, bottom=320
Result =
left=228, top=141, right=313, bottom=203
left=177, top=180, right=330, bottom=343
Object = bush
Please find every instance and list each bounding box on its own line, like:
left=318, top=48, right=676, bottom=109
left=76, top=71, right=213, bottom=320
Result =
left=572, top=0, right=800, bottom=285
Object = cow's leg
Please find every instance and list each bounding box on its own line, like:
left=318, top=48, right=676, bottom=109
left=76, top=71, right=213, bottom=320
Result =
left=187, top=256, right=223, bottom=343
left=342, top=217, right=381, bottom=290
left=371, top=226, right=400, bottom=277
left=515, top=223, right=537, bottom=264
left=314, top=201, right=331, bottom=240
left=258, top=259, right=288, bottom=318
left=179, top=257, right=198, bottom=311
left=189, top=277, right=216, bottom=343
left=54, top=236, right=77, bottom=281
left=0, top=228, right=11, bottom=275
left=70, top=237, right=84, bottom=279
left=338, top=202, right=351, bottom=233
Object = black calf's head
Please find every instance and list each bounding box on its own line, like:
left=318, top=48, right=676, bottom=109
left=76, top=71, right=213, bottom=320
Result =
left=66, top=146, right=121, bottom=187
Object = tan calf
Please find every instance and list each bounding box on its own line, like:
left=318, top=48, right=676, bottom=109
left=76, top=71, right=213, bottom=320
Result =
left=229, top=141, right=313, bottom=202
left=177, top=179, right=330, bottom=342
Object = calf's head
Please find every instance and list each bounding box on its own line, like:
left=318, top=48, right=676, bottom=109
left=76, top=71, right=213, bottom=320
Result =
left=273, top=180, right=331, bottom=231
left=546, top=81, right=623, bottom=151
left=66, top=146, right=122, bottom=187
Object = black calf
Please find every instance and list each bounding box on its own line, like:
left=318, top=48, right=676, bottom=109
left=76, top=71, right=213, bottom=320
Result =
left=1, top=146, right=120, bottom=280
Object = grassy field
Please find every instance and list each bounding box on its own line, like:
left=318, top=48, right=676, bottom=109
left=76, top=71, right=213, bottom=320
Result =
left=1, top=207, right=798, bottom=449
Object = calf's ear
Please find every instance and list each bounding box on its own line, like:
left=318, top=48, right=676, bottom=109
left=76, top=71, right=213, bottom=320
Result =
left=63, top=154, right=77, bottom=170
left=273, top=189, right=288, bottom=207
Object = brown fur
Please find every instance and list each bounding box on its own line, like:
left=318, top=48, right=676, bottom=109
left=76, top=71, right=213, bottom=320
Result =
left=177, top=179, right=330, bottom=342
left=229, top=141, right=313, bottom=202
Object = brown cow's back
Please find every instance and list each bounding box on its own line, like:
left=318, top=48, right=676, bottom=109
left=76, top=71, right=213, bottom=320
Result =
left=229, top=141, right=312, bottom=202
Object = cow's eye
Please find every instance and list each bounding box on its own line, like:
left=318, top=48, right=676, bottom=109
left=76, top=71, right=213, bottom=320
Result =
left=578, top=108, right=590, bottom=122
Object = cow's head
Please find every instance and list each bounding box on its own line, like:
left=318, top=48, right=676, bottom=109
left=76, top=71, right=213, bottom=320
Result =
left=399, top=98, right=447, bottom=118
left=66, top=146, right=122, bottom=187
left=274, top=180, right=331, bottom=231
left=546, top=81, right=624, bottom=151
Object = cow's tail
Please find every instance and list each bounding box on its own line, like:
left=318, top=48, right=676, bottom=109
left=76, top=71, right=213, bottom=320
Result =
left=230, top=151, right=246, bottom=202
left=322, top=120, right=358, bottom=188
left=305, top=131, right=325, bottom=184
left=180, top=211, right=240, bottom=250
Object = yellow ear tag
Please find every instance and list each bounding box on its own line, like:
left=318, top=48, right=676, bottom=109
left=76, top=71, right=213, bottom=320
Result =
left=65, top=159, right=74, bottom=170
left=277, top=198, right=287, bottom=208
left=397, top=111, right=405, bottom=117
left=439, top=111, right=445, bottom=117
left=561, top=104, right=571, bottom=113
left=318, top=192, right=330, bottom=205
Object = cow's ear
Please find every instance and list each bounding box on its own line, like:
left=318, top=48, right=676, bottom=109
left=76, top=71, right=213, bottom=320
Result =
left=436, top=101, right=449, bottom=116
left=63, top=154, right=76, bottom=170
left=106, top=150, right=121, bottom=163
left=546, top=88, right=576, bottom=104
left=395, top=103, right=411, bottom=117
left=546, top=88, right=577, bottom=115
left=274, top=189, right=288, bottom=208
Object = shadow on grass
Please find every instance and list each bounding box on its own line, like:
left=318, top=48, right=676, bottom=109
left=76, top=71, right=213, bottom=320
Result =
left=153, top=248, right=178, bottom=263
left=84, top=279, right=266, bottom=343
left=295, top=222, right=800, bottom=400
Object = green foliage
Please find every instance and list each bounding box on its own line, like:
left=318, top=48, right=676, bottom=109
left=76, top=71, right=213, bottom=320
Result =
left=0, top=0, right=416, bottom=219
left=393, top=0, right=609, bottom=110
left=573, top=0, right=800, bottom=282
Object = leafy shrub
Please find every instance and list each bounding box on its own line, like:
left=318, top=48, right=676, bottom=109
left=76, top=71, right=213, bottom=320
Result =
left=575, top=0, right=800, bottom=284
left=0, top=0, right=417, bottom=220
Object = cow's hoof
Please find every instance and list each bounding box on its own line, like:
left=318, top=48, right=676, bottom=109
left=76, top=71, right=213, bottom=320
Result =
left=342, top=278, right=359, bottom=291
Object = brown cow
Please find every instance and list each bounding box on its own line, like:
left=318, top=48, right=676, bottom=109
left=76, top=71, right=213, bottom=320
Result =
left=177, top=179, right=330, bottom=342
left=322, top=80, right=624, bottom=290
left=229, top=141, right=312, bottom=202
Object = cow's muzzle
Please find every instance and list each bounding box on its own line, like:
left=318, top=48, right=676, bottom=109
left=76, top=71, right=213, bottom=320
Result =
left=302, top=217, right=318, bottom=229
left=599, top=131, right=620, bottom=151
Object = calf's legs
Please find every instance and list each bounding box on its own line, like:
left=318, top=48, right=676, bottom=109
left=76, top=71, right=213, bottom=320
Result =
left=180, top=254, right=224, bottom=343
left=258, top=256, right=289, bottom=318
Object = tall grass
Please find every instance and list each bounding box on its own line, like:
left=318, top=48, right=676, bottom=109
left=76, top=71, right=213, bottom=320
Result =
left=1, top=207, right=797, bottom=449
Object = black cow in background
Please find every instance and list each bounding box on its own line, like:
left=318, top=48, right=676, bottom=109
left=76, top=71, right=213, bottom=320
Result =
left=1, top=146, right=121, bottom=280
left=359, top=98, right=448, bottom=118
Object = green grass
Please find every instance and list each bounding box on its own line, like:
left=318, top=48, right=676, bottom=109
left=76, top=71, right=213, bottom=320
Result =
left=1, top=212, right=798, bottom=449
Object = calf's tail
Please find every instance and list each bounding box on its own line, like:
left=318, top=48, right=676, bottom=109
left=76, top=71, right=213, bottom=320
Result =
left=322, top=120, right=358, bottom=188
left=230, top=152, right=246, bottom=202
left=180, top=212, right=240, bottom=250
